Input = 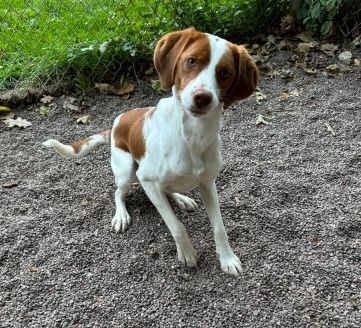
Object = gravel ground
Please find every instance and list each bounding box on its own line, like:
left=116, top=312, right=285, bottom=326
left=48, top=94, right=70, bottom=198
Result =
left=1, top=50, right=361, bottom=327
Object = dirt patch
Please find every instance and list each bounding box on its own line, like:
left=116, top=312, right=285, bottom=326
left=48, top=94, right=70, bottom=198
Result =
left=1, top=53, right=361, bottom=327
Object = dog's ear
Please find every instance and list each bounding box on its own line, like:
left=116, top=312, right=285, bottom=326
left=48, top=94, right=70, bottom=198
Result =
left=224, top=45, right=259, bottom=108
left=153, top=28, right=196, bottom=90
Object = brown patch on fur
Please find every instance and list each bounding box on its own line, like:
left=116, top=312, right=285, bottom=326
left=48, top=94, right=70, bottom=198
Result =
left=154, top=28, right=210, bottom=91
left=220, top=43, right=259, bottom=108
left=113, top=107, right=155, bottom=159
left=71, top=130, right=111, bottom=154
left=72, top=137, right=91, bottom=154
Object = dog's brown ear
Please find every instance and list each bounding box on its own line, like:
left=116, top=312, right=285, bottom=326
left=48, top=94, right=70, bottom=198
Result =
left=153, top=28, right=196, bottom=90
left=224, top=45, right=259, bottom=108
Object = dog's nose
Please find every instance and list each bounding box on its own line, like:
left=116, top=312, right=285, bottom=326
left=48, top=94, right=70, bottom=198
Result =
left=194, top=90, right=212, bottom=109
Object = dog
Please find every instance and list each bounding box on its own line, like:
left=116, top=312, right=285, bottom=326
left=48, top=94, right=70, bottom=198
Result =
left=43, top=28, right=258, bottom=275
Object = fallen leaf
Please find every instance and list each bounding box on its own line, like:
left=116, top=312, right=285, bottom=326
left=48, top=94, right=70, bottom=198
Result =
left=295, top=32, right=315, bottom=43
left=0, top=106, right=12, bottom=112
left=29, top=266, right=38, bottom=273
left=267, top=35, right=276, bottom=44
left=63, top=99, right=80, bottom=112
left=95, top=83, right=116, bottom=94
left=95, top=81, right=135, bottom=96
left=326, top=64, right=339, bottom=73
left=144, top=66, right=154, bottom=75
left=354, top=58, right=360, bottom=66
left=40, top=95, right=54, bottom=104
left=121, top=93, right=130, bottom=100
left=297, top=41, right=318, bottom=53
left=338, top=51, right=352, bottom=64
left=279, top=69, right=294, bottom=80
left=276, top=39, right=288, bottom=50
left=256, top=114, right=271, bottom=125
left=325, top=122, right=335, bottom=136
left=320, top=43, right=338, bottom=56
left=151, top=79, right=163, bottom=92
left=4, top=117, right=32, bottom=128
left=76, top=115, right=92, bottom=124
left=2, top=181, right=18, bottom=188
left=279, top=91, right=289, bottom=100
left=39, top=105, right=49, bottom=116
left=290, top=89, right=300, bottom=97
left=117, top=81, right=135, bottom=95
left=299, top=63, right=318, bottom=75
left=255, top=89, right=267, bottom=104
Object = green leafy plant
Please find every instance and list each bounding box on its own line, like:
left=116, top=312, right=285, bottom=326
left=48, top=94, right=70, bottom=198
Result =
left=297, top=0, right=343, bottom=35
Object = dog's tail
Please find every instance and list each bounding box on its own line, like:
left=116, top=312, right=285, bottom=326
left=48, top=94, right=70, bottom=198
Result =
left=42, top=130, right=111, bottom=159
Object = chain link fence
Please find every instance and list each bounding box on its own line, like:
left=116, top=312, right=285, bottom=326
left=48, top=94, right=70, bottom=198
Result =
left=0, top=0, right=286, bottom=100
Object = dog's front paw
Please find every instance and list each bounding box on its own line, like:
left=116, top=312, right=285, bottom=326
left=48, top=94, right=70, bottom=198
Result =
left=176, top=239, right=197, bottom=267
left=219, top=251, right=243, bottom=276
left=112, top=211, right=131, bottom=233
left=172, top=193, right=198, bottom=211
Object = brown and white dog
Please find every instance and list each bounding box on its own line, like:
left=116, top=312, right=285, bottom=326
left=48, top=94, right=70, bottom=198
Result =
left=43, top=28, right=258, bottom=275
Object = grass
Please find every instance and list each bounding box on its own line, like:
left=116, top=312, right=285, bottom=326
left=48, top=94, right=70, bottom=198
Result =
left=0, top=0, right=287, bottom=92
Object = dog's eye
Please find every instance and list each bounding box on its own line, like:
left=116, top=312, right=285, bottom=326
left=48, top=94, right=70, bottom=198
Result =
left=187, top=57, right=197, bottom=67
left=220, top=68, right=231, bottom=79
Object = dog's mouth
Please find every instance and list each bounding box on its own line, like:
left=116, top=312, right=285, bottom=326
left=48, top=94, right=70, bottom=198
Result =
left=190, top=108, right=208, bottom=117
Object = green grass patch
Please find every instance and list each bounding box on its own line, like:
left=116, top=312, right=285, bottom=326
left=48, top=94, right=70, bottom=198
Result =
left=0, top=0, right=287, bottom=91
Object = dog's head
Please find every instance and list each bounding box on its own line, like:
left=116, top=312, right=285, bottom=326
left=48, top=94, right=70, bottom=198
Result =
left=154, top=28, right=258, bottom=117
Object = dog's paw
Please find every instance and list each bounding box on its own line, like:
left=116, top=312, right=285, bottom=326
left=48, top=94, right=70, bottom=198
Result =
left=219, top=251, right=243, bottom=276
left=176, top=239, right=197, bottom=267
left=172, top=193, right=198, bottom=211
left=111, top=211, right=131, bottom=233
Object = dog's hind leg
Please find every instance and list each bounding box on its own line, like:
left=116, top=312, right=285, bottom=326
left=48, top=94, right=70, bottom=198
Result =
left=111, top=147, right=137, bottom=233
left=168, top=193, right=198, bottom=211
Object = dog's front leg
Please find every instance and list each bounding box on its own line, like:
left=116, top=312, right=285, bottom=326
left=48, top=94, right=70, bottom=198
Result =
left=139, top=180, right=197, bottom=267
left=199, top=181, right=242, bottom=276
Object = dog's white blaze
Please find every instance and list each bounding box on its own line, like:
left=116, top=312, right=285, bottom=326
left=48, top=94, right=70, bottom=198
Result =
left=180, top=34, right=227, bottom=113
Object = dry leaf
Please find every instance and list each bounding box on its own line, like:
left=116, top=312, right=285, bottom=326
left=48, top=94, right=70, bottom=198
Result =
left=338, top=51, right=352, bottom=64
left=255, top=89, right=267, bottom=104
left=320, top=43, right=338, bottom=56
left=2, top=181, right=18, bottom=188
left=267, top=35, right=276, bottom=44
left=256, top=114, right=271, bottom=125
left=76, top=115, right=92, bottom=124
left=279, top=91, right=289, bottom=100
left=354, top=58, right=360, bottom=66
left=40, top=95, right=54, bottom=104
left=29, top=266, right=38, bottom=273
left=95, top=81, right=135, bottom=96
left=295, top=32, right=315, bottom=43
left=297, top=41, right=318, bottom=53
left=4, top=117, right=32, bottom=128
left=276, top=39, right=288, bottom=50
left=117, top=81, right=135, bottom=95
left=95, top=83, right=115, bottom=94
left=299, top=63, right=318, bottom=75
left=325, top=122, right=335, bottom=136
left=63, top=100, right=80, bottom=112
left=290, top=89, right=300, bottom=97
left=144, top=67, right=154, bottom=75
left=121, top=93, right=131, bottom=100
left=326, top=64, right=339, bottom=73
